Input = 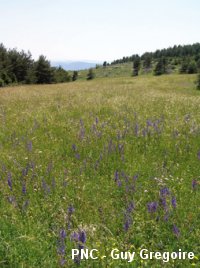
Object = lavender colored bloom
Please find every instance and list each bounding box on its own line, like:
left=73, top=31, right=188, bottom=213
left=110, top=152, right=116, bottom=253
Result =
left=22, top=183, right=26, bottom=194
left=72, top=144, right=77, bottom=152
left=160, top=197, right=167, bottom=210
left=134, top=123, right=139, bottom=136
left=114, top=171, right=119, bottom=182
left=7, top=172, right=12, bottom=191
left=68, top=205, right=75, bottom=216
left=71, top=232, right=79, bottom=242
left=171, top=197, right=177, bottom=208
left=160, top=187, right=170, bottom=197
left=60, top=229, right=66, bottom=239
left=60, top=258, right=66, bottom=266
left=163, top=212, right=169, bottom=222
left=75, top=153, right=80, bottom=160
left=147, top=202, right=158, bottom=213
left=126, top=201, right=135, bottom=213
left=79, top=231, right=86, bottom=244
left=173, top=224, right=180, bottom=237
left=192, top=179, right=198, bottom=190
left=124, top=215, right=132, bottom=232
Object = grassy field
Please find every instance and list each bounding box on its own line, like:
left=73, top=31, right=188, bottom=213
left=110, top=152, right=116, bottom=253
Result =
left=0, top=74, right=200, bottom=267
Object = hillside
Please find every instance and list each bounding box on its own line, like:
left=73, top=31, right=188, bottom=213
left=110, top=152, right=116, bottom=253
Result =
left=0, top=74, right=200, bottom=267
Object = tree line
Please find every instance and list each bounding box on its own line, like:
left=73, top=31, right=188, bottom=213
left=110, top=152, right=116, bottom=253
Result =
left=0, top=43, right=76, bottom=87
left=110, top=43, right=200, bottom=76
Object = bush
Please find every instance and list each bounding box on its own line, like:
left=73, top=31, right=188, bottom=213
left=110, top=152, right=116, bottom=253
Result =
left=196, top=73, right=200, bottom=90
left=0, top=78, right=5, bottom=87
left=87, top=68, right=95, bottom=80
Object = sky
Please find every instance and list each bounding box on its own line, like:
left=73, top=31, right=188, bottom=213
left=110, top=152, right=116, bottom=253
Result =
left=0, top=0, right=200, bottom=62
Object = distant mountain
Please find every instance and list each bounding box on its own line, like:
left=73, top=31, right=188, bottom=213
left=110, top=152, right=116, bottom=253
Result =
left=51, top=61, right=100, bottom=71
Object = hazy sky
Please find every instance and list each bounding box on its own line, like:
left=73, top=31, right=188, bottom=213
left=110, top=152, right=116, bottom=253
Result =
left=0, top=0, right=200, bottom=62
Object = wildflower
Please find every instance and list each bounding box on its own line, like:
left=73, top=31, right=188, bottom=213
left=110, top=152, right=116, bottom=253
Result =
left=173, top=224, right=180, bottom=237
left=124, top=214, right=132, bottom=232
left=72, top=144, right=77, bottom=151
left=68, top=205, right=75, bottom=216
left=171, top=197, right=177, bottom=208
left=22, top=183, right=26, bottom=194
left=79, top=231, right=86, bottom=244
left=7, top=172, right=12, bottom=191
left=60, top=229, right=67, bottom=239
left=147, top=202, right=158, bottom=213
left=160, top=187, right=170, bottom=197
left=192, top=179, right=198, bottom=190
left=126, top=201, right=135, bottom=213
left=197, top=151, right=200, bottom=160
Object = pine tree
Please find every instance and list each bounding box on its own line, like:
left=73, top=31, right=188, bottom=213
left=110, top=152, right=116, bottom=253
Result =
left=87, top=68, right=95, bottom=80
left=35, top=55, right=54, bottom=84
left=72, top=71, right=78, bottom=81
left=133, top=56, right=140, bottom=76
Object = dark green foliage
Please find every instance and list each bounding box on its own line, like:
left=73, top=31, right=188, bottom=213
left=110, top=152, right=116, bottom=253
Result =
left=0, top=43, right=71, bottom=87
left=53, top=66, right=71, bottom=83
left=154, top=57, right=167, bottom=75
left=72, top=71, right=78, bottom=81
left=87, top=68, right=95, bottom=80
left=180, top=59, right=198, bottom=74
left=187, top=61, right=197, bottom=74
left=103, top=61, right=107, bottom=68
left=132, top=55, right=141, bottom=76
left=179, top=59, right=189, bottom=74
left=34, top=55, right=54, bottom=84
left=196, top=72, right=200, bottom=90
left=142, top=53, right=152, bottom=71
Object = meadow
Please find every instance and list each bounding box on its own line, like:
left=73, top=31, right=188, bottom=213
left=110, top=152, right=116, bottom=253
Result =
left=0, top=74, right=200, bottom=267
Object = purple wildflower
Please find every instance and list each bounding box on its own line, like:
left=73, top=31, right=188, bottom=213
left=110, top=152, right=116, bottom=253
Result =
left=124, top=214, right=132, bottom=232
left=192, top=179, right=198, bottom=190
left=72, top=144, right=77, bottom=151
left=147, top=202, right=158, bottom=213
left=171, top=197, right=177, bottom=208
left=79, top=231, right=86, bottom=244
left=68, top=205, right=75, bottom=216
left=7, top=172, right=12, bottom=191
left=60, top=229, right=67, bottom=239
left=22, top=183, right=26, bottom=194
left=160, top=187, right=170, bottom=197
left=160, top=197, right=167, bottom=210
left=173, top=224, right=180, bottom=237
left=126, top=201, right=135, bottom=213
left=71, top=232, right=79, bottom=242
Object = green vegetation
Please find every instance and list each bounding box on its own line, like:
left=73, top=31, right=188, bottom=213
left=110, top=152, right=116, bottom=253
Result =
left=0, top=43, right=71, bottom=86
left=0, top=74, right=200, bottom=267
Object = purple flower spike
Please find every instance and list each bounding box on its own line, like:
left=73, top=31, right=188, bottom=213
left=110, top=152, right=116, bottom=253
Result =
left=7, top=172, right=12, bottom=191
left=192, top=179, right=198, bottom=190
left=60, top=229, right=66, bottom=239
left=173, top=224, right=180, bottom=237
left=197, top=150, right=200, bottom=160
left=160, top=187, right=170, bottom=197
left=147, top=202, right=158, bottom=213
left=68, top=205, right=75, bottom=216
left=79, top=231, right=86, bottom=244
left=171, top=197, right=177, bottom=208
